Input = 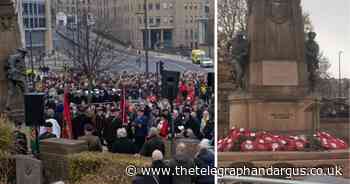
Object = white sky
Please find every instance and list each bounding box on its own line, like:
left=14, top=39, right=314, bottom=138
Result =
left=301, top=0, right=350, bottom=78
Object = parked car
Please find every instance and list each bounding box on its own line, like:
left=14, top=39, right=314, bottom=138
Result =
left=200, top=57, right=214, bottom=68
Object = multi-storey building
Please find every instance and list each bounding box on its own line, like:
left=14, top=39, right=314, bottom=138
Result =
left=54, top=0, right=213, bottom=54
left=92, top=0, right=214, bottom=53
left=22, top=0, right=53, bottom=54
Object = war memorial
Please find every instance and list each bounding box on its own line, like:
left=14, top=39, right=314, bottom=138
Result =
left=218, top=0, right=349, bottom=179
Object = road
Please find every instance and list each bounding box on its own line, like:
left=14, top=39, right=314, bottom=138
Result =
left=53, top=26, right=214, bottom=74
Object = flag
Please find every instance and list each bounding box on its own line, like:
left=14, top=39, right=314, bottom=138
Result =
left=62, top=88, right=73, bottom=139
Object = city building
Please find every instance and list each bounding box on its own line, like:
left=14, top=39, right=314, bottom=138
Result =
left=53, top=0, right=214, bottom=55
left=22, top=0, right=53, bottom=55
left=90, top=0, right=214, bottom=54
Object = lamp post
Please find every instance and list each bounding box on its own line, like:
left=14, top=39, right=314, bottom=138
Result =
left=144, top=0, right=149, bottom=76
left=338, top=51, right=343, bottom=98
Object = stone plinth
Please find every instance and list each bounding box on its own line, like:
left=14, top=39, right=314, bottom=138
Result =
left=229, top=93, right=318, bottom=132
left=16, top=155, right=43, bottom=184
left=39, top=138, right=88, bottom=183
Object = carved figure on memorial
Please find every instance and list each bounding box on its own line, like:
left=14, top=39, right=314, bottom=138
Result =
left=230, top=32, right=249, bottom=90
left=305, top=32, right=320, bottom=92
left=5, top=48, right=27, bottom=109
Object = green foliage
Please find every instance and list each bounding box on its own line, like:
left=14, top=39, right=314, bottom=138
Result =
left=0, top=117, right=14, bottom=152
left=67, top=152, right=151, bottom=184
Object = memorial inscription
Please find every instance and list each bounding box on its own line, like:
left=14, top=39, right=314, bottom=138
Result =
left=262, top=61, right=298, bottom=86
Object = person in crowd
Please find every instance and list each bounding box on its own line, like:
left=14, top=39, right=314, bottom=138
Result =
left=94, top=106, right=105, bottom=142
left=103, top=109, right=122, bottom=151
left=140, top=127, right=165, bottom=157
left=168, top=143, right=195, bottom=184
left=200, top=110, right=210, bottom=134
left=194, top=139, right=214, bottom=184
left=112, top=128, right=136, bottom=154
left=151, top=150, right=172, bottom=184
left=72, top=106, right=92, bottom=139
left=185, top=112, right=202, bottom=139
left=39, top=122, right=57, bottom=140
left=158, top=114, right=169, bottom=138
left=78, top=124, right=102, bottom=152
left=13, top=122, right=28, bottom=155
left=134, top=109, right=148, bottom=152
left=40, top=109, right=61, bottom=138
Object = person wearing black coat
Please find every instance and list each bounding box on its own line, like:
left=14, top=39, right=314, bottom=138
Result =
left=151, top=150, right=172, bottom=184
left=194, top=139, right=214, bottom=184
left=168, top=143, right=195, bottom=184
left=72, top=109, right=92, bottom=139
left=103, top=111, right=122, bottom=151
left=139, top=127, right=165, bottom=157
left=111, top=128, right=136, bottom=154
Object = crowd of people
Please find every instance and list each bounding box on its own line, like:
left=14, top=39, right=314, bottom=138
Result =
left=14, top=69, right=215, bottom=183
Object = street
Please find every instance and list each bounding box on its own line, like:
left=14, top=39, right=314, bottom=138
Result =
left=53, top=26, right=214, bottom=74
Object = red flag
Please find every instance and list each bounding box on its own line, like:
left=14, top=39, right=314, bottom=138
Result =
left=119, top=87, right=128, bottom=125
left=62, top=88, right=73, bottom=139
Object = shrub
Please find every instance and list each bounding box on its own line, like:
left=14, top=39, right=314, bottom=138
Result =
left=0, top=151, right=15, bottom=184
left=0, top=116, right=14, bottom=152
left=67, top=152, right=151, bottom=184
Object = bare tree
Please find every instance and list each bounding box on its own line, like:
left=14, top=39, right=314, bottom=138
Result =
left=63, top=13, right=129, bottom=103
left=218, top=0, right=248, bottom=50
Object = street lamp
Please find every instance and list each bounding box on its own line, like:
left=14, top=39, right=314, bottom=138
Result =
left=338, top=51, right=343, bottom=98
left=144, top=0, right=149, bottom=76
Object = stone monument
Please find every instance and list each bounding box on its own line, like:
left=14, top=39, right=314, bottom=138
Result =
left=228, top=0, right=319, bottom=132
left=0, top=1, right=26, bottom=121
left=16, top=155, right=43, bottom=184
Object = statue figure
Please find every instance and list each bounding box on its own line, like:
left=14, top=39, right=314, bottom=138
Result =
left=230, top=32, right=249, bottom=90
left=5, top=48, right=27, bottom=109
left=305, top=32, right=320, bottom=92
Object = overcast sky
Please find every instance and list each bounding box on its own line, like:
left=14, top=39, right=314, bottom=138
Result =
left=301, top=0, right=350, bottom=78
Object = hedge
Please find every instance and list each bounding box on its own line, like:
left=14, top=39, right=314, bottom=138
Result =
left=67, top=152, right=151, bottom=184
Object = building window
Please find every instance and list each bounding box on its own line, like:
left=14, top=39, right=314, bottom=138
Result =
left=156, top=17, right=161, bottom=25
left=149, top=17, right=154, bottom=24
left=138, top=3, right=142, bottom=11
left=24, top=18, right=29, bottom=28
left=148, top=3, right=153, bottom=10
left=156, top=3, right=160, bottom=10
left=169, top=16, right=174, bottom=23
left=23, top=3, right=29, bottom=15
left=184, top=3, right=187, bottom=9
left=38, top=4, right=45, bottom=16
left=163, top=2, right=167, bottom=9
left=185, top=29, right=188, bottom=39
left=39, top=18, right=46, bottom=28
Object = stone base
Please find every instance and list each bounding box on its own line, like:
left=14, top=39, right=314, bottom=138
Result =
left=218, top=150, right=350, bottom=178
left=228, top=93, right=318, bottom=131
